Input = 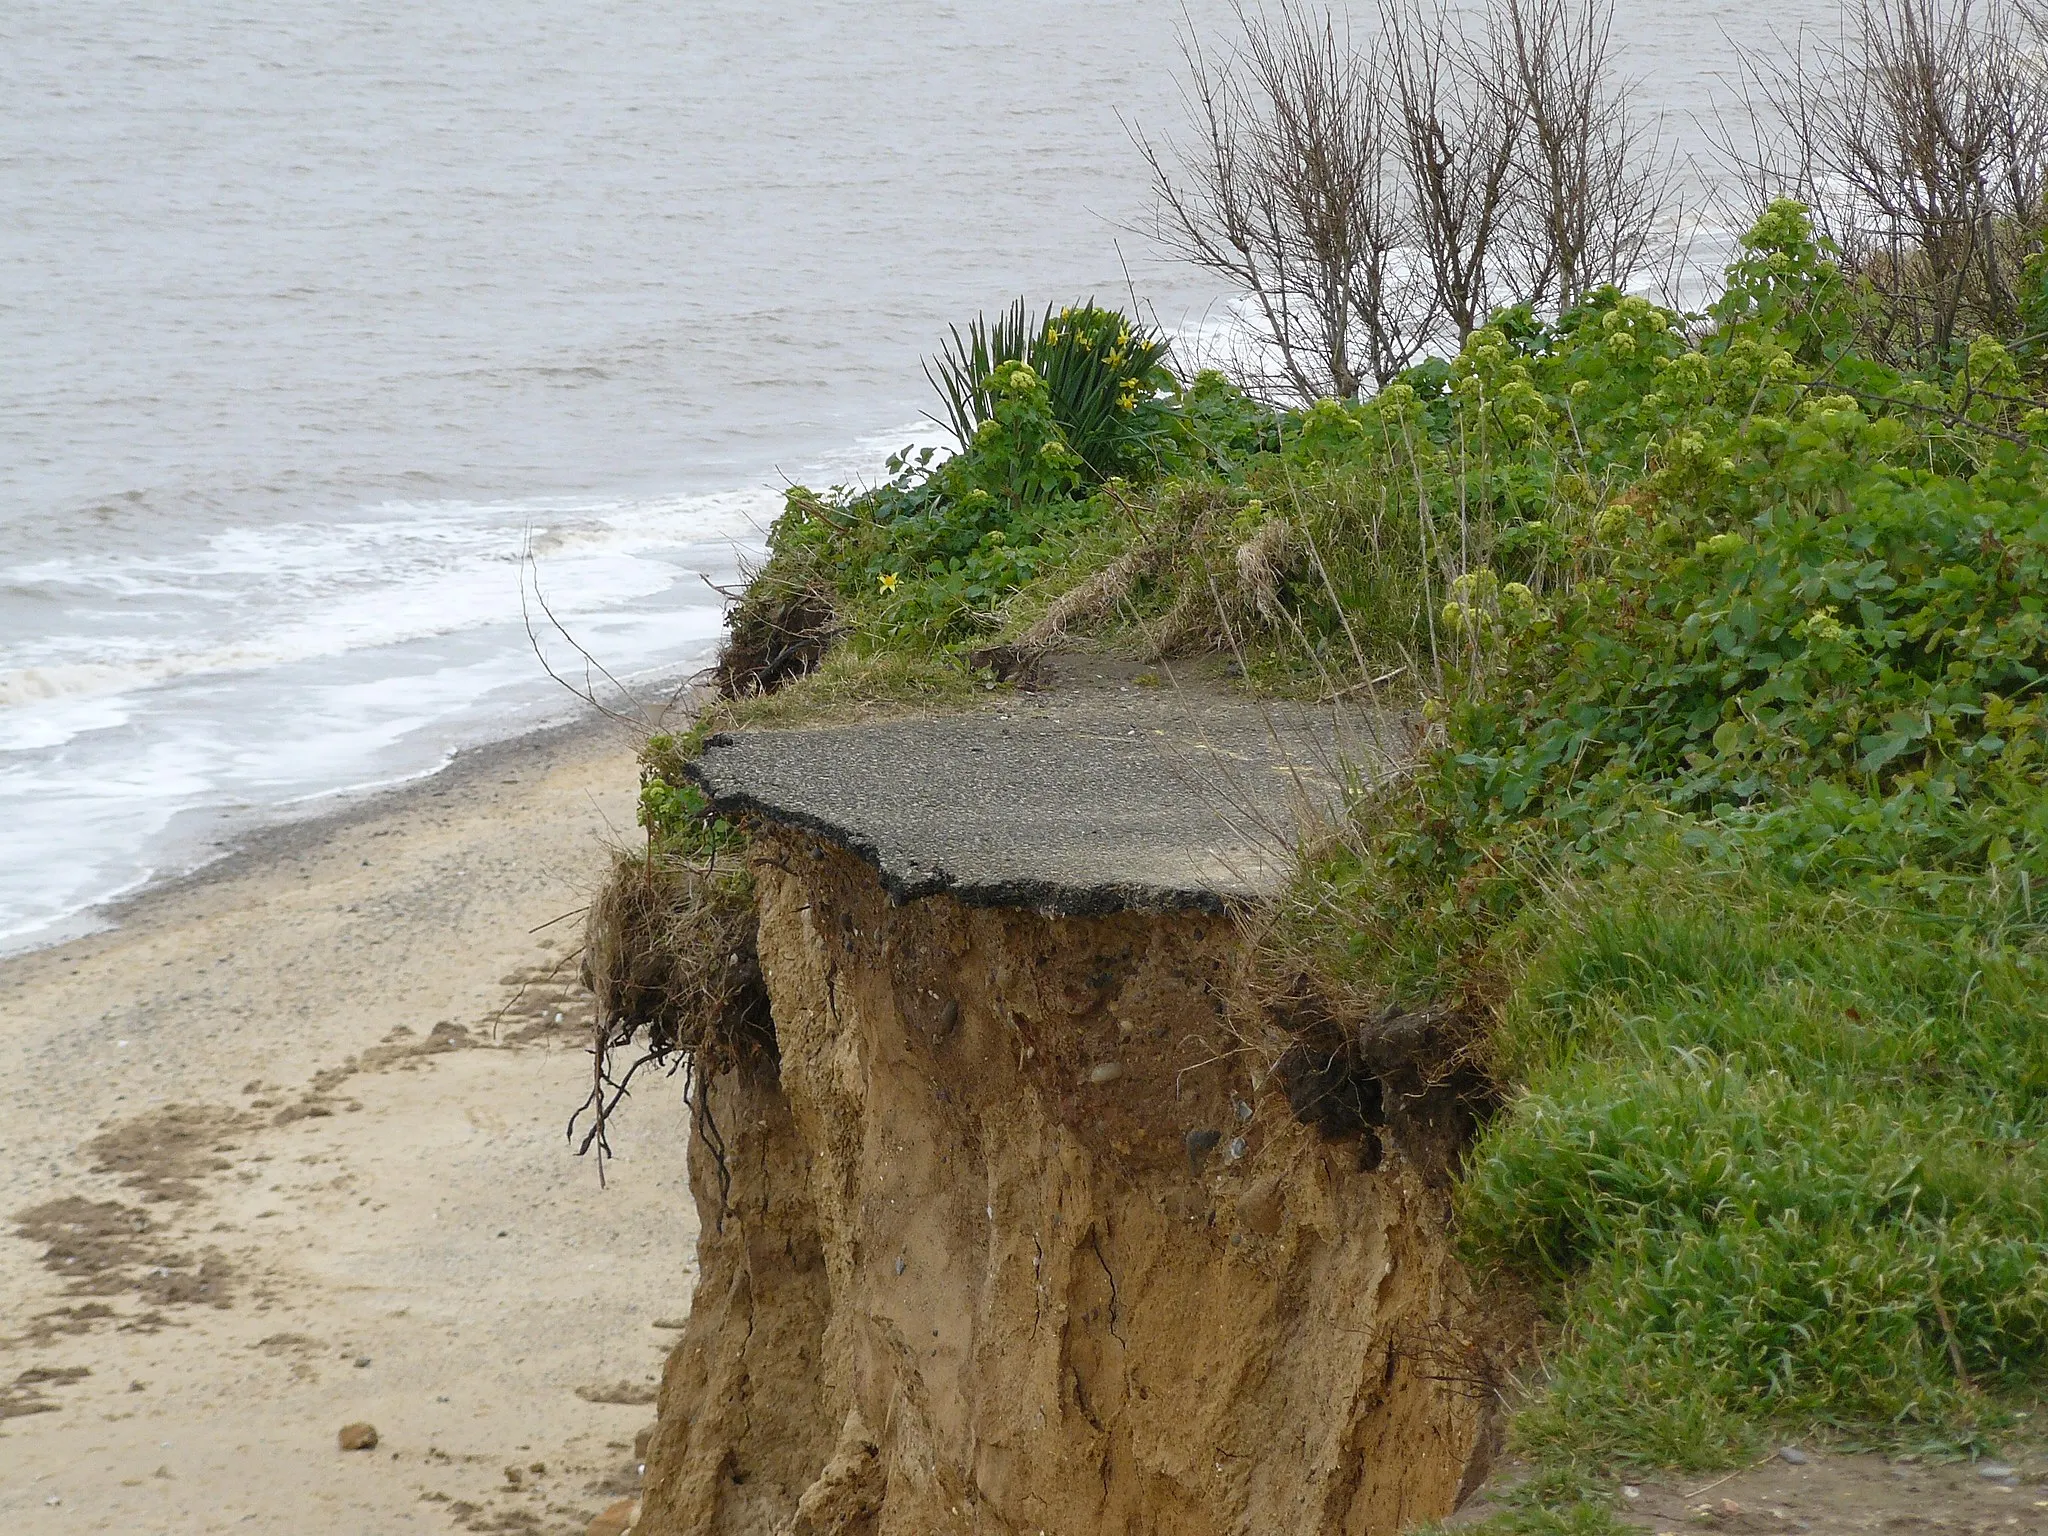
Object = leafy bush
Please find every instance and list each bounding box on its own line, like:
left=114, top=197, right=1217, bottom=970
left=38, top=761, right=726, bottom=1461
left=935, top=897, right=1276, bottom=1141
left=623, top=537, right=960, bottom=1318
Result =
left=703, top=204, right=2048, bottom=1470
left=928, top=300, right=1176, bottom=478
left=746, top=305, right=1275, bottom=653
left=1242, top=204, right=2048, bottom=1472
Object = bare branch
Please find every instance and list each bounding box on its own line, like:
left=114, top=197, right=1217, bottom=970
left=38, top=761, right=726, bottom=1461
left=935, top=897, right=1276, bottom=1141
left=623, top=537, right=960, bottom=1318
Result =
left=1723, top=0, right=2048, bottom=362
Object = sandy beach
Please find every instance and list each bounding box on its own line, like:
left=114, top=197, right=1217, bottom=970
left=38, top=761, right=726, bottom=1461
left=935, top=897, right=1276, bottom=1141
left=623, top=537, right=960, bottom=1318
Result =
left=0, top=713, right=691, bottom=1534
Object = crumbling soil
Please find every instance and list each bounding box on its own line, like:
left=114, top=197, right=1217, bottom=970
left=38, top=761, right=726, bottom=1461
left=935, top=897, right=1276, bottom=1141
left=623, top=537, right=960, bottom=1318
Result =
left=638, top=831, right=1498, bottom=1536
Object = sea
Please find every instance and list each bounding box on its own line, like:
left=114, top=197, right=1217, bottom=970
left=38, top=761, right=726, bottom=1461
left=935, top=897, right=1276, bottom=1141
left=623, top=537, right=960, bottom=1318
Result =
left=1, top=0, right=1837, bottom=953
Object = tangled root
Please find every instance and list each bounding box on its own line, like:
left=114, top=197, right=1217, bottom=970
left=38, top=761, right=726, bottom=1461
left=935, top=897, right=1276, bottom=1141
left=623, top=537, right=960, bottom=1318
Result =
left=582, top=851, right=770, bottom=1069
left=574, top=849, right=773, bottom=1185
left=713, top=577, right=838, bottom=698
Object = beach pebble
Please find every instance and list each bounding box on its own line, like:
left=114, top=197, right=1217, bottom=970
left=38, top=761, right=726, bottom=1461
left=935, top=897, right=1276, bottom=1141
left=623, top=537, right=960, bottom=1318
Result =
left=1778, top=1446, right=1809, bottom=1465
left=337, top=1422, right=379, bottom=1451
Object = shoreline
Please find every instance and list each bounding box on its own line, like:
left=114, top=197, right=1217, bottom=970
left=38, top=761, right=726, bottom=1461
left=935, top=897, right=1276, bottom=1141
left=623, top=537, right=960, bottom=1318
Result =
left=7, top=672, right=704, bottom=965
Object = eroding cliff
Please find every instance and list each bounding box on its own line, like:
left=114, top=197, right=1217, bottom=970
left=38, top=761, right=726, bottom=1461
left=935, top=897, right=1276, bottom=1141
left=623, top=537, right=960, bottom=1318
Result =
left=639, top=823, right=1496, bottom=1535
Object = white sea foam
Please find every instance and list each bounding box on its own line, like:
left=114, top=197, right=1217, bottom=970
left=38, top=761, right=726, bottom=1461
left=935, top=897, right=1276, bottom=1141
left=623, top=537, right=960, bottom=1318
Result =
left=0, top=427, right=934, bottom=953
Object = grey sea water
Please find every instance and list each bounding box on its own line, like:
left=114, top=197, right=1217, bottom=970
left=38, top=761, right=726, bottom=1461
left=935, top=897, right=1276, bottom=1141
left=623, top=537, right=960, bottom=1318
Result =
left=0, top=0, right=1833, bottom=950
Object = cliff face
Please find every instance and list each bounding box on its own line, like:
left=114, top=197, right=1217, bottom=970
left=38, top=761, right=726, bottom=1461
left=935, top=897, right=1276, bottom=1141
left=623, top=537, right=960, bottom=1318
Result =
left=638, top=829, right=1495, bottom=1536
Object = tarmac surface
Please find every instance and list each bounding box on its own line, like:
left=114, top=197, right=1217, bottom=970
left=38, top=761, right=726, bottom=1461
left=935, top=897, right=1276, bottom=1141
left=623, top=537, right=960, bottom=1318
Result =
left=690, top=667, right=1398, bottom=914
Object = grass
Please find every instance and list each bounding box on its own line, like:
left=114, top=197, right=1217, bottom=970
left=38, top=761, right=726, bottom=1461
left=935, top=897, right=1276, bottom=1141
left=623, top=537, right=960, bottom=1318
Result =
left=1466, top=853, right=2048, bottom=1467
left=715, top=644, right=986, bottom=730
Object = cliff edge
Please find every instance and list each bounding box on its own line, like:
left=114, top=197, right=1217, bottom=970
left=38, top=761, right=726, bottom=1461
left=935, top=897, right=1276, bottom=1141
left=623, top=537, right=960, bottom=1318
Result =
left=637, top=683, right=1495, bottom=1535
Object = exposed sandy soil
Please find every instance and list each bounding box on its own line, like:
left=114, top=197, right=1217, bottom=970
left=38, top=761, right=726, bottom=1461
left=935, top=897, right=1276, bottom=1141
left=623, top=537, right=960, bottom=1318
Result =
left=0, top=717, right=692, bottom=1535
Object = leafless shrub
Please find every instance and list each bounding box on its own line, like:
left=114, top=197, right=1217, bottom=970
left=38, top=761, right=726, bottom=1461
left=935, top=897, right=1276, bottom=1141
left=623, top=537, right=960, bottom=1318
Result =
left=1382, top=0, right=1523, bottom=339
left=1726, top=0, right=2048, bottom=361
left=1499, top=0, right=1673, bottom=310
left=1137, top=3, right=1430, bottom=399
left=1137, top=0, right=1673, bottom=402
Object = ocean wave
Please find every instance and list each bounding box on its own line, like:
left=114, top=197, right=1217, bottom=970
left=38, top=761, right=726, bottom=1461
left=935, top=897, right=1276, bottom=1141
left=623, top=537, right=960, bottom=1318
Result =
left=0, top=423, right=934, bottom=951
left=0, top=662, right=158, bottom=710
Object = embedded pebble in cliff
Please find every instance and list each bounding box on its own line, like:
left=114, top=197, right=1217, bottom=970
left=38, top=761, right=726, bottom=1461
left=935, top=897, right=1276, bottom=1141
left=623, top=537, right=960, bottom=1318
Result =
left=1088, top=1061, right=1124, bottom=1085
left=1237, top=1175, right=1285, bottom=1237
left=1185, top=1128, right=1223, bottom=1173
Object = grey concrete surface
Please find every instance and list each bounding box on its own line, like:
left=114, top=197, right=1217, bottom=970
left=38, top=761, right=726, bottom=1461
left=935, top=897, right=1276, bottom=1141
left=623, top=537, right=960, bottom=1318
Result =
left=689, top=682, right=1403, bottom=915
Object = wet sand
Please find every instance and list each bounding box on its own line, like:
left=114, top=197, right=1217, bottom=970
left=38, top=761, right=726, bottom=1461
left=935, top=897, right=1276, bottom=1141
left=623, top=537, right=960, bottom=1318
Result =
left=0, top=714, right=688, bottom=1534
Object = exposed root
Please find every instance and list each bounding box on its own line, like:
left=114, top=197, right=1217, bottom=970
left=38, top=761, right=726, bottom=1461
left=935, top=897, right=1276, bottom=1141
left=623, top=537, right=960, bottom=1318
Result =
left=712, top=568, right=839, bottom=698
left=573, top=849, right=774, bottom=1185
left=1233, top=950, right=1497, bottom=1189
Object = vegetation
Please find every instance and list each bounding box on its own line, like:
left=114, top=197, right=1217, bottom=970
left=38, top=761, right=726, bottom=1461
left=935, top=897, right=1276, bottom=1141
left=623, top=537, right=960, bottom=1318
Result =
left=593, top=0, right=2048, bottom=1517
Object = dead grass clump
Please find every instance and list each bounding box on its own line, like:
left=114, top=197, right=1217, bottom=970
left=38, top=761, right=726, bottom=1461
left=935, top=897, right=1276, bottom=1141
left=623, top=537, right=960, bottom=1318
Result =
left=1149, top=516, right=1303, bottom=659
left=1015, top=543, right=1165, bottom=650
left=575, top=849, right=772, bottom=1183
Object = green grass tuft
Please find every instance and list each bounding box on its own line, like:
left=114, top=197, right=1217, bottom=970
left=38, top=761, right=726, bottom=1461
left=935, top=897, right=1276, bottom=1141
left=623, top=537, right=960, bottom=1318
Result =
left=1461, top=856, right=2048, bottom=1464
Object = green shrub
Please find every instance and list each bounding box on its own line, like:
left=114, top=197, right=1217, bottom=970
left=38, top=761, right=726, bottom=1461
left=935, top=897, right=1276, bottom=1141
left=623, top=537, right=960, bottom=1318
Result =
left=928, top=299, right=1176, bottom=478
left=1253, top=203, right=2048, bottom=1469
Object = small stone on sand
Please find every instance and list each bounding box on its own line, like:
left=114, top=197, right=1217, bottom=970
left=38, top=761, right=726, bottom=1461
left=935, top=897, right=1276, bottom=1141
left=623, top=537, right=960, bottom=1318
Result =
left=338, top=1422, right=378, bottom=1451
left=1779, top=1446, right=1809, bottom=1465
